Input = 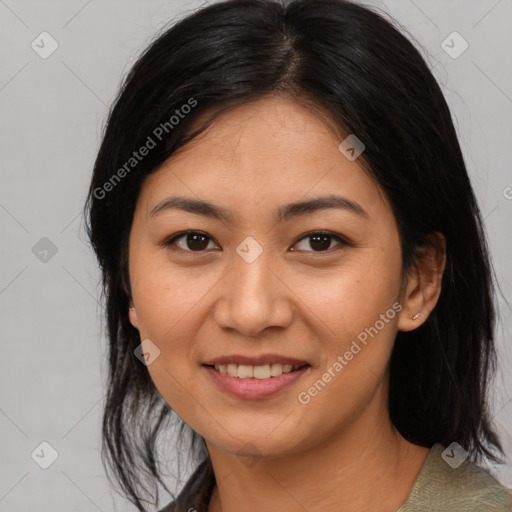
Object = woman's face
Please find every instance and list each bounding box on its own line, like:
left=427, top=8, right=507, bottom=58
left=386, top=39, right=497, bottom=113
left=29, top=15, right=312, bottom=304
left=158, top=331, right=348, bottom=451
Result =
left=128, top=96, right=417, bottom=459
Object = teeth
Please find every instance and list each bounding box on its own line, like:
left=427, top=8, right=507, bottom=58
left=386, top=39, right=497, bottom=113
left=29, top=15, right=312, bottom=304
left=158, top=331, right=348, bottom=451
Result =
left=238, top=365, right=253, bottom=378
left=214, top=363, right=303, bottom=379
left=270, top=363, right=284, bottom=377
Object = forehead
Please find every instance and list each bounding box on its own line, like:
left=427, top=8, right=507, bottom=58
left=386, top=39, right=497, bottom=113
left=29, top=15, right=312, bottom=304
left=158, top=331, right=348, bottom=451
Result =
left=138, top=96, right=390, bottom=222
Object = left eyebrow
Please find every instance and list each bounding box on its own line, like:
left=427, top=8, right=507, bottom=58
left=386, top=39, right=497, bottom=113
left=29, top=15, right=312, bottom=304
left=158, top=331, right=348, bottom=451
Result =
left=277, top=194, right=368, bottom=221
left=149, top=194, right=368, bottom=223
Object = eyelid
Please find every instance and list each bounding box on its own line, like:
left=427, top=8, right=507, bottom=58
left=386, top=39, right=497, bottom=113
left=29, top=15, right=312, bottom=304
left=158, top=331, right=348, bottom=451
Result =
left=162, top=229, right=349, bottom=254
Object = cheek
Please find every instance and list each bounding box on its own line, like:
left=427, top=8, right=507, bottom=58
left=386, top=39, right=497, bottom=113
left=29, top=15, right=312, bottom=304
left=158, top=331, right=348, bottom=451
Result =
left=285, top=250, right=402, bottom=338
left=129, top=257, right=219, bottom=411
left=130, top=251, right=217, bottom=338
left=286, top=248, right=402, bottom=404
left=293, top=273, right=400, bottom=432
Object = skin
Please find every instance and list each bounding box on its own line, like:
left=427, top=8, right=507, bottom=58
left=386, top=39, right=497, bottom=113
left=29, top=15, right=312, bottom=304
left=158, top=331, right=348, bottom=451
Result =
left=127, top=95, right=446, bottom=512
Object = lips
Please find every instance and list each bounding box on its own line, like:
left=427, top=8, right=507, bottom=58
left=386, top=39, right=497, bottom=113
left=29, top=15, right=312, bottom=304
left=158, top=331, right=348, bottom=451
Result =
left=202, top=354, right=311, bottom=398
left=203, top=364, right=311, bottom=399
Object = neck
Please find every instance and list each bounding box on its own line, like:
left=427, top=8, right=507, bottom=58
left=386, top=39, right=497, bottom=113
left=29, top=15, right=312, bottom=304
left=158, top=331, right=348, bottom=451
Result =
left=206, top=387, right=429, bottom=512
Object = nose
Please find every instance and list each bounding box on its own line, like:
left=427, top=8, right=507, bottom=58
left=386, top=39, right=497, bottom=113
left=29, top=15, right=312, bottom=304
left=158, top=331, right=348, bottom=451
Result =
left=213, top=251, right=294, bottom=337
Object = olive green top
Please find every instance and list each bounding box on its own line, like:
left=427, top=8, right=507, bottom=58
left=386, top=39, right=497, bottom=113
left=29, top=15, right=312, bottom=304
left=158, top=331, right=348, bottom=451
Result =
left=397, top=443, right=512, bottom=511
left=159, top=443, right=512, bottom=511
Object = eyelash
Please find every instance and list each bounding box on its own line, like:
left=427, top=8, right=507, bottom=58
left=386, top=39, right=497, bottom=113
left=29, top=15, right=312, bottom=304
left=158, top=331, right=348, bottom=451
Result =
left=162, top=230, right=349, bottom=255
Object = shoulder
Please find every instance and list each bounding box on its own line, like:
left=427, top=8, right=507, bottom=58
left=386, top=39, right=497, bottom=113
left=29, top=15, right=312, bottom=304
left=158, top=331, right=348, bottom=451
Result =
left=399, top=443, right=512, bottom=512
left=157, top=458, right=214, bottom=512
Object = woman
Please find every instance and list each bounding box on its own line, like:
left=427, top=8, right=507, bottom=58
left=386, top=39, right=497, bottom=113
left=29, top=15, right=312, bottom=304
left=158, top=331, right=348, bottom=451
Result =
left=84, top=0, right=512, bottom=510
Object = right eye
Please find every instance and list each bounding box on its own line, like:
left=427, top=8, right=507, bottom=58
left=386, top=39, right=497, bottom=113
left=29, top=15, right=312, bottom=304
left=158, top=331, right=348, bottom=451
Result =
left=163, top=231, right=220, bottom=253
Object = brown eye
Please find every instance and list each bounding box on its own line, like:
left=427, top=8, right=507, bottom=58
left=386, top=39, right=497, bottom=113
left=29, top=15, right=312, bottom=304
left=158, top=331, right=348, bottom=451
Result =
left=165, top=231, right=217, bottom=252
left=291, top=231, right=346, bottom=252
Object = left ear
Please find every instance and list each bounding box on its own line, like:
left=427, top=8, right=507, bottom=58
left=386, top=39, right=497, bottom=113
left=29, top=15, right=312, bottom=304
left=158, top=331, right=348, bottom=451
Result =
left=397, top=232, right=447, bottom=332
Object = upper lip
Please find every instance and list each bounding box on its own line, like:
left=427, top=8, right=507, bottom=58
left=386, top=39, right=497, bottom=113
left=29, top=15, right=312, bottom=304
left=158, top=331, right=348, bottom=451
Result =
left=203, top=354, right=309, bottom=366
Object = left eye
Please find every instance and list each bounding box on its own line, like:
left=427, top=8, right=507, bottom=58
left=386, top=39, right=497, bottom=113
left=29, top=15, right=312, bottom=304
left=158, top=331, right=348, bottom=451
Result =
left=291, top=231, right=346, bottom=252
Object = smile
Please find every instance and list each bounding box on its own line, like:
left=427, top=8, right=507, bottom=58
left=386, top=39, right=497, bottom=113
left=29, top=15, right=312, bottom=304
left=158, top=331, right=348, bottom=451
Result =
left=203, top=364, right=311, bottom=399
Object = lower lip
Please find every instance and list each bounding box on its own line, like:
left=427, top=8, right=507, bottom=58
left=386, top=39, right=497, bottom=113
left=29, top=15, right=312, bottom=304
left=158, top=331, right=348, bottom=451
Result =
left=203, top=365, right=310, bottom=399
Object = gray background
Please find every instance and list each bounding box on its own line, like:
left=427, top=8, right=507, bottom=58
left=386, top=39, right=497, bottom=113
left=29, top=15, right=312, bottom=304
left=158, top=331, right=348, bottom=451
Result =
left=1, top=0, right=511, bottom=510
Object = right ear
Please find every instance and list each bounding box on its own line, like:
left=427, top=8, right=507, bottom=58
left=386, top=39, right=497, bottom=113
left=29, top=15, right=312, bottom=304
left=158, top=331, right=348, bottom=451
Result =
left=128, top=299, right=139, bottom=329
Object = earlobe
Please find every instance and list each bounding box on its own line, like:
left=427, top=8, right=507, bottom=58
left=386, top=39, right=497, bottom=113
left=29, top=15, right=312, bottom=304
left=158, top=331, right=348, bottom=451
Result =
left=128, top=299, right=138, bottom=328
left=397, top=271, right=424, bottom=332
left=398, top=232, right=447, bottom=332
